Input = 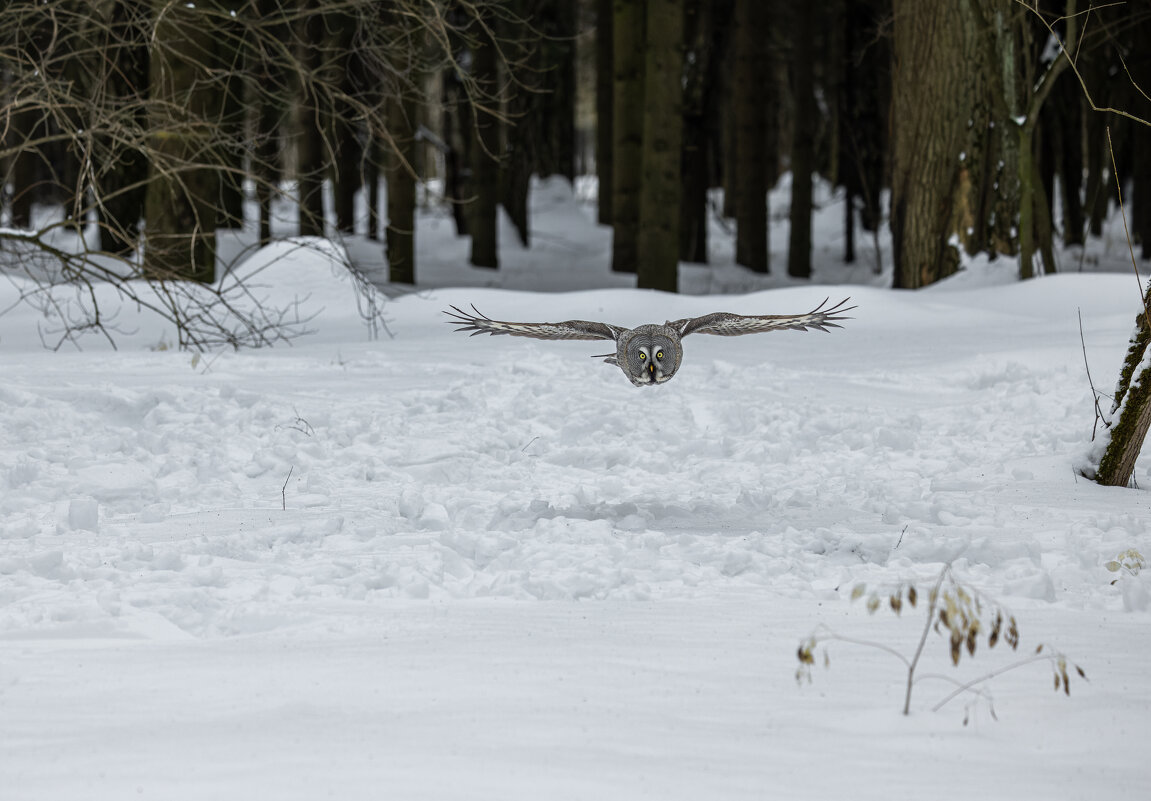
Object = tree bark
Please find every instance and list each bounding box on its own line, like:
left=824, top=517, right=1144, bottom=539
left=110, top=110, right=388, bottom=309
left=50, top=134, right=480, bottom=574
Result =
left=890, top=0, right=977, bottom=288
left=332, top=12, right=363, bottom=236
left=94, top=0, right=149, bottom=254
left=386, top=80, right=418, bottom=284
left=610, top=0, right=645, bottom=273
left=636, top=0, right=684, bottom=292
left=294, top=2, right=326, bottom=238
left=468, top=20, right=500, bottom=269
left=595, top=0, right=614, bottom=224
left=1092, top=291, right=1151, bottom=487
left=143, top=0, right=220, bottom=283
left=732, top=0, right=769, bottom=273
left=252, top=0, right=286, bottom=246
left=787, top=0, right=816, bottom=279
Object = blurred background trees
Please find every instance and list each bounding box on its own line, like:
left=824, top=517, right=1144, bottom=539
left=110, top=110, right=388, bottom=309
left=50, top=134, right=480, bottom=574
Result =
left=3, top=0, right=1150, bottom=298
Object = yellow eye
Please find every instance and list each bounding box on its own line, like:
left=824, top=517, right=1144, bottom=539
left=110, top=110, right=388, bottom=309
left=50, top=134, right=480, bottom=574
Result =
left=656, top=351, right=664, bottom=360
left=639, top=352, right=646, bottom=360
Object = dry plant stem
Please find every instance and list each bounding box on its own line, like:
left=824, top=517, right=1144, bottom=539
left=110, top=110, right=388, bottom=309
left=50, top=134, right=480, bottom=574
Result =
left=903, top=566, right=949, bottom=715
left=281, top=465, right=294, bottom=511
left=1079, top=307, right=1111, bottom=439
left=1014, top=0, right=1151, bottom=128
left=927, top=653, right=1058, bottom=713
left=1106, top=126, right=1151, bottom=330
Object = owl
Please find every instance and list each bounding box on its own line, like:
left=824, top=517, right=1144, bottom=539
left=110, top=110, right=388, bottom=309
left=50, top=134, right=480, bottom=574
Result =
left=445, top=297, right=854, bottom=387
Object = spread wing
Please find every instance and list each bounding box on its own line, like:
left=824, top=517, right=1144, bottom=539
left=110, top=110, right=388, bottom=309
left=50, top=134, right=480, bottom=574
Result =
left=670, top=297, right=855, bottom=338
left=445, top=305, right=623, bottom=342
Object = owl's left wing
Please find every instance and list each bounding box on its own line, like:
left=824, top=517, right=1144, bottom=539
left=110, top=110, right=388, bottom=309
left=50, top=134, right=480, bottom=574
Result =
left=672, top=297, right=854, bottom=338
left=445, top=305, right=623, bottom=342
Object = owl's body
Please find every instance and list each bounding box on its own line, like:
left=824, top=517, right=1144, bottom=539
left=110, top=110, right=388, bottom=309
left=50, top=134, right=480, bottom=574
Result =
left=446, top=297, right=853, bottom=387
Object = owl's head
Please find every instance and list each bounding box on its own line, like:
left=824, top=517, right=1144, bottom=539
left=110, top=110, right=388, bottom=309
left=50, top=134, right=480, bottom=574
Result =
left=624, top=325, right=682, bottom=386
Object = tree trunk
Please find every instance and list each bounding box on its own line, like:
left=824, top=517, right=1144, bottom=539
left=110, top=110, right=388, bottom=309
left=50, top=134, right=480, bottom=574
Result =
left=332, top=27, right=362, bottom=236
left=678, top=0, right=723, bottom=264
left=787, top=0, right=816, bottom=279
left=468, top=20, right=500, bottom=269
left=636, top=0, right=684, bottom=292
left=214, top=1, right=245, bottom=230
left=1091, top=291, right=1151, bottom=487
left=442, top=64, right=472, bottom=237
left=252, top=0, right=286, bottom=247
left=732, top=0, right=769, bottom=273
left=533, top=0, right=577, bottom=182
left=610, top=0, right=645, bottom=273
left=143, top=0, right=220, bottom=283
left=295, top=2, right=326, bottom=238
left=890, top=0, right=977, bottom=288
left=386, top=85, right=417, bottom=284
left=95, top=0, right=149, bottom=254
left=595, top=0, right=614, bottom=224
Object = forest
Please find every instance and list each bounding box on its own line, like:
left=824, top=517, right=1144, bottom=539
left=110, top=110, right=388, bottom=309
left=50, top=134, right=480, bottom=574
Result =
left=2, top=0, right=1150, bottom=299
left=6, top=4, right=1151, bottom=793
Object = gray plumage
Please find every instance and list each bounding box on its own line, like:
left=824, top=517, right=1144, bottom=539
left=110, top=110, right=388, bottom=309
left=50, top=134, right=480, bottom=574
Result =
left=445, top=297, right=854, bottom=387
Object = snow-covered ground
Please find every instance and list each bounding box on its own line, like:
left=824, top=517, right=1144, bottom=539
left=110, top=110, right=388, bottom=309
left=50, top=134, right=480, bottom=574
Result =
left=2, top=180, right=1150, bottom=799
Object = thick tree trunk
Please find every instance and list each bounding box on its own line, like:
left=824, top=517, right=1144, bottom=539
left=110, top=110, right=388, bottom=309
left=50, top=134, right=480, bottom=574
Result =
left=636, top=0, right=683, bottom=292
left=610, top=0, right=645, bottom=273
left=890, top=0, right=977, bottom=288
left=732, top=0, right=769, bottom=273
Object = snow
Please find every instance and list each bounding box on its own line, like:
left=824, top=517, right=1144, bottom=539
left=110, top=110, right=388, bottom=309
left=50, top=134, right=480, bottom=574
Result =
left=2, top=179, right=1151, bottom=799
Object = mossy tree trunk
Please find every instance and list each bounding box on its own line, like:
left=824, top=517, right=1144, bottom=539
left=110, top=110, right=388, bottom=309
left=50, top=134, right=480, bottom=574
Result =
left=635, top=0, right=683, bottom=292
left=1094, top=292, right=1151, bottom=487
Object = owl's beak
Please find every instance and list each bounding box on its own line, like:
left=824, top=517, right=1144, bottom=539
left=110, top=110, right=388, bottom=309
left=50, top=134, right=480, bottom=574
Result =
left=648, top=363, right=656, bottom=379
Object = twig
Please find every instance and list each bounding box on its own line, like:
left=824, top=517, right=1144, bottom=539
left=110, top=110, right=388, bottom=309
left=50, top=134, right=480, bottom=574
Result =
left=281, top=465, right=294, bottom=511
left=1106, top=126, right=1151, bottom=332
left=903, top=565, right=949, bottom=715
left=1078, top=307, right=1111, bottom=439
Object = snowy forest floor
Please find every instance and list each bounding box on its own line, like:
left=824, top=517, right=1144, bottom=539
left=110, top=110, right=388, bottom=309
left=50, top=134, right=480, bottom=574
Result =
left=2, top=178, right=1150, bottom=799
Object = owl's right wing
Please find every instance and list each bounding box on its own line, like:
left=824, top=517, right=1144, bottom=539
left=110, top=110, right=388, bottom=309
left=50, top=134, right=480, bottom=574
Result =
left=671, top=297, right=854, bottom=338
left=445, top=305, right=623, bottom=342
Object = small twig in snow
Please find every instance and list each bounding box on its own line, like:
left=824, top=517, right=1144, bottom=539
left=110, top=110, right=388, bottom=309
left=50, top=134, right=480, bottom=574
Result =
left=282, top=465, right=294, bottom=511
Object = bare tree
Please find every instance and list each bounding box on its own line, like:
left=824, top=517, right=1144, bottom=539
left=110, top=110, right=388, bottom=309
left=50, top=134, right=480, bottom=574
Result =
left=0, top=0, right=524, bottom=349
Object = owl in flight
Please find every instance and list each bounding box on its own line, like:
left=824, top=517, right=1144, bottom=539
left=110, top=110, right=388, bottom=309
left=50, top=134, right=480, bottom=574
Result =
left=445, top=297, right=854, bottom=387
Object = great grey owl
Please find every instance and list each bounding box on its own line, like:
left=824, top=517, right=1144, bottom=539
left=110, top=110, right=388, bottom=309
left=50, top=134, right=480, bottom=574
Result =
left=445, top=297, right=854, bottom=387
